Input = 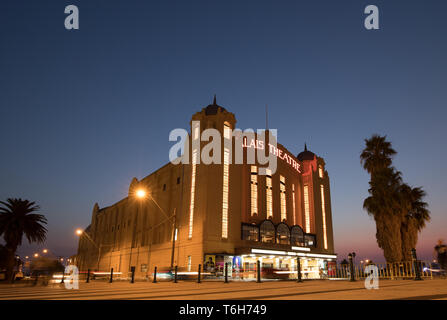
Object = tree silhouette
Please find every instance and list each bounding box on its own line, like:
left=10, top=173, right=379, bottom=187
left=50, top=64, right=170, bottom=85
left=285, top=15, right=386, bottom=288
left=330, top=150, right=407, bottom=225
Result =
left=0, top=198, right=47, bottom=282
left=361, top=135, right=429, bottom=263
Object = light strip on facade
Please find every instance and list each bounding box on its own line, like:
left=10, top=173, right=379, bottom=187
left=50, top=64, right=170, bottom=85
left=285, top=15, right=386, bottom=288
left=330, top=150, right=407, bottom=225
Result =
left=296, top=253, right=337, bottom=259
left=280, top=175, right=286, bottom=222
left=250, top=166, right=258, bottom=216
left=251, top=249, right=287, bottom=255
left=303, top=185, right=311, bottom=233
left=291, top=246, right=311, bottom=252
left=292, top=184, right=296, bottom=225
left=266, top=170, right=273, bottom=218
left=222, top=148, right=230, bottom=239
left=320, top=184, right=328, bottom=250
left=251, top=248, right=336, bottom=259
left=188, top=150, right=198, bottom=239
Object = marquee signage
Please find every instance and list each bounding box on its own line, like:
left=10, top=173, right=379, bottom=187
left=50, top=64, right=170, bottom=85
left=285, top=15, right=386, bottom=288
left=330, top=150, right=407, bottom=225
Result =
left=242, top=138, right=302, bottom=173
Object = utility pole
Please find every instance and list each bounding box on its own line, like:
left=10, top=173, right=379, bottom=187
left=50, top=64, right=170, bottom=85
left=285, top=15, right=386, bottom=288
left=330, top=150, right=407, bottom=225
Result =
left=170, top=208, right=177, bottom=269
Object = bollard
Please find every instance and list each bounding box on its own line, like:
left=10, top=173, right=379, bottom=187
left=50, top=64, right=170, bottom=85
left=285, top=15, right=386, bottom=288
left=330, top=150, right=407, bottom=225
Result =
left=197, top=264, right=201, bottom=283
left=130, top=266, right=135, bottom=283
left=256, top=260, right=261, bottom=283
left=411, top=248, right=423, bottom=281
left=109, top=268, right=114, bottom=283
left=86, top=269, right=90, bottom=283
left=297, top=257, right=303, bottom=283
left=153, top=266, right=157, bottom=283
left=224, top=262, right=229, bottom=283
left=174, top=265, right=178, bottom=283
left=348, top=253, right=356, bottom=282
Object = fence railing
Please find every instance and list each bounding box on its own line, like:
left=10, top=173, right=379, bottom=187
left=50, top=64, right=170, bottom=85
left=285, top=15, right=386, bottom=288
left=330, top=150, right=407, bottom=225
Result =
left=330, top=261, right=433, bottom=280
left=71, top=260, right=438, bottom=283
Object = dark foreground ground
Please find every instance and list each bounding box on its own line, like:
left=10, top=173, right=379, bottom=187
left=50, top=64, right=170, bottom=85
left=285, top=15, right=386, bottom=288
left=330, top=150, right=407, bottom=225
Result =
left=0, top=278, right=446, bottom=300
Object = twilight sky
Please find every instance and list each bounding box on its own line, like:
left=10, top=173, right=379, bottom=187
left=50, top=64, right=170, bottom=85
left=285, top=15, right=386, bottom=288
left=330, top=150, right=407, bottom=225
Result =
left=0, top=0, right=446, bottom=263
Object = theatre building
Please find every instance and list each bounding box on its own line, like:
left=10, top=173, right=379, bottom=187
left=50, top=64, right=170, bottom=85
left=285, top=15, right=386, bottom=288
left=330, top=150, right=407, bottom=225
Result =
left=76, top=98, right=337, bottom=280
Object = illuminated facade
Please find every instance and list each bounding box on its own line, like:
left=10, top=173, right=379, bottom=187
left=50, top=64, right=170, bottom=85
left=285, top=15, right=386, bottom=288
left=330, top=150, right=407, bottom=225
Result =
left=76, top=98, right=336, bottom=280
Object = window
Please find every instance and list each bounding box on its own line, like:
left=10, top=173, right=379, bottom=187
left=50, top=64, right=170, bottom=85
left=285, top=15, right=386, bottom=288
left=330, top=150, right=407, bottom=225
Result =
left=260, top=220, right=275, bottom=243
left=303, top=185, right=311, bottom=233
left=177, top=177, right=180, bottom=184
left=292, top=184, right=296, bottom=225
left=250, top=166, right=258, bottom=216
left=222, top=147, right=230, bottom=238
left=224, top=122, right=231, bottom=139
left=241, top=224, right=259, bottom=241
left=276, top=223, right=290, bottom=245
left=280, top=175, right=286, bottom=222
left=305, top=234, right=316, bottom=247
left=319, top=166, right=324, bottom=178
left=188, top=150, right=198, bottom=239
left=193, top=126, right=199, bottom=140
left=163, top=184, right=166, bottom=191
left=320, top=184, right=328, bottom=250
left=266, top=169, right=273, bottom=219
left=291, top=226, right=305, bottom=246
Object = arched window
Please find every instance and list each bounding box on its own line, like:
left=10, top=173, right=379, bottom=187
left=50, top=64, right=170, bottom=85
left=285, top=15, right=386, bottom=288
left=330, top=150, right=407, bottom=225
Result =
left=276, top=223, right=290, bottom=245
left=291, top=226, right=305, bottom=246
left=260, top=220, right=275, bottom=243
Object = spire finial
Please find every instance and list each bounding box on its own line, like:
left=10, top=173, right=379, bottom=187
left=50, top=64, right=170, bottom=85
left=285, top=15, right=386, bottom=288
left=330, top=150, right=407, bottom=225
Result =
left=213, top=94, right=217, bottom=105
left=304, top=143, right=308, bottom=151
left=265, top=104, right=269, bottom=131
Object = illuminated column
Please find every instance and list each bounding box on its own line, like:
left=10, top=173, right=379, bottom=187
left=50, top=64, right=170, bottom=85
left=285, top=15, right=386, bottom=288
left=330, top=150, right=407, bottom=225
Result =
left=280, top=175, right=286, bottom=222
left=320, top=184, right=328, bottom=250
left=222, top=123, right=231, bottom=239
left=266, top=169, right=273, bottom=219
left=303, top=185, right=311, bottom=233
left=188, top=149, right=198, bottom=239
left=292, top=184, right=296, bottom=225
left=250, top=166, right=258, bottom=216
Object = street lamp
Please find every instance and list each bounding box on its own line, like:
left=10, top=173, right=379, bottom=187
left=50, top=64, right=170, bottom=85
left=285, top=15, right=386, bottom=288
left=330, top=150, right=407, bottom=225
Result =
left=136, top=189, right=147, bottom=199
left=42, top=249, right=48, bottom=254
left=134, top=187, right=177, bottom=270
left=76, top=228, right=113, bottom=272
left=33, top=253, right=39, bottom=258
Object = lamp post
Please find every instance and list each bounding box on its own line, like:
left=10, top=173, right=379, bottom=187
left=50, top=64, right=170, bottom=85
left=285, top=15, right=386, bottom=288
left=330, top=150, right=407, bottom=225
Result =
left=135, top=187, right=178, bottom=271
left=75, top=228, right=112, bottom=272
left=348, top=252, right=356, bottom=282
left=411, top=248, right=423, bottom=281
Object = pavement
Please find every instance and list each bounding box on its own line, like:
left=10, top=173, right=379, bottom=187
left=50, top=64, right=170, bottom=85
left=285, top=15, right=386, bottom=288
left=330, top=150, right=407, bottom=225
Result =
left=0, top=278, right=446, bottom=300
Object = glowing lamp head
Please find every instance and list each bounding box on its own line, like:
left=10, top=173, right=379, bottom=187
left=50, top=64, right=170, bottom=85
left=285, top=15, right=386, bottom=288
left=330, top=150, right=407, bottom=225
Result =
left=136, top=189, right=147, bottom=199
left=34, top=253, right=39, bottom=258
left=42, top=249, right=48, bottom=254
left=75, top=229, right=83, bottom=236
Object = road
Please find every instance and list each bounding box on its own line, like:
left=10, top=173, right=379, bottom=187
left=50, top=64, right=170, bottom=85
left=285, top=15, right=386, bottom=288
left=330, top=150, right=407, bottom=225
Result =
left=1, top=279, right=446, bottom=300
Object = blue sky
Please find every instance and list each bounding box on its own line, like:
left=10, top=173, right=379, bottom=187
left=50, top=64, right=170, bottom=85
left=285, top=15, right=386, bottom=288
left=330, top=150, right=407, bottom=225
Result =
left=0, top=0, right=446, bottom=262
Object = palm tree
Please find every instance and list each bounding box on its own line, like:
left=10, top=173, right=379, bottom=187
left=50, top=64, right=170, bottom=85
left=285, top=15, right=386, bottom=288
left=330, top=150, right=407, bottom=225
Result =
left=360, top=134, right=396, bottom=176
left=363, top=167, right=404, bottom=262
left=399, top=185, right=430, bottom=260
left=0, top=198, right=47, bottom=282
left=361, top=134, right=430, bottom=263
